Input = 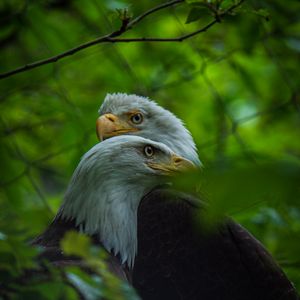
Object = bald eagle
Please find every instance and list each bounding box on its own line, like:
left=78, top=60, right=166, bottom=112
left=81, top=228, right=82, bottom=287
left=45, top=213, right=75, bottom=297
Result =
left=33, top=135, right=192, bottom=281
left=33, top=134, right=299, bottom=300
left=95, top=93, right=299, bottom=300
left=97, top=93, right=201, bottom=166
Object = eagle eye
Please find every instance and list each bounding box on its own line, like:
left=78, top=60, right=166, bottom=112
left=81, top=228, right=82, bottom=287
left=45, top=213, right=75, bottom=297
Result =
left=131, top=113, right=143, bottom=124
left=144, top=145, right=154, bottom=157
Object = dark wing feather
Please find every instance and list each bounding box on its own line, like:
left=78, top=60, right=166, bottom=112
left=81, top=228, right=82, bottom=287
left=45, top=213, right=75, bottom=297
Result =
left=133, top=188, right=299, bottom=300
left=32, top=217, right=131, bottom=282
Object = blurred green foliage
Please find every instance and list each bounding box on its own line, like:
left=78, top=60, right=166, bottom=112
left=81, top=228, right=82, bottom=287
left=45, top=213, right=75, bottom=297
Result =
left=0, top=0, right=300, bottom=298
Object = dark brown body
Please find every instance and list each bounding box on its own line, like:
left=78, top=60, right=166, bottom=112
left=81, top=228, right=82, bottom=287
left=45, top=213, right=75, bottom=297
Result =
left=32, top=218, right=131, bottom=282
left=34, top=189, right=299, bottom=300
left=133, top=189, right=299, bottom=300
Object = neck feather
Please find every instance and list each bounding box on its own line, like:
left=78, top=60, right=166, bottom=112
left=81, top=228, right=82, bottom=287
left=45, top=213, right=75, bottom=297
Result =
left=59, top=181, right=148, bottom=268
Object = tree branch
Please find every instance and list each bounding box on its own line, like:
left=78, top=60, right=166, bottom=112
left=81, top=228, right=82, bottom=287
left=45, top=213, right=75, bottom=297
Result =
left=0, top=0, right=244, bottom=80
left=127, top=0, right=184, bottom=28
left=105, top=19, right=218, bottom=43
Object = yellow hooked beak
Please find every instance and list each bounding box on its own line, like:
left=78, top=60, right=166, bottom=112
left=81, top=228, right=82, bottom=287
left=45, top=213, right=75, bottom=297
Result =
left=147, top=154, right=195, bottom=175
left=96, top=113, right=139, bottom=141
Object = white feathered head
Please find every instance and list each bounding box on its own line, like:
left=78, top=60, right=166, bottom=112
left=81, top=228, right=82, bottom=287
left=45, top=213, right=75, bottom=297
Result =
left=97, top=93, right=201, bottom=166
left=59, top=135, right=193, bottom=268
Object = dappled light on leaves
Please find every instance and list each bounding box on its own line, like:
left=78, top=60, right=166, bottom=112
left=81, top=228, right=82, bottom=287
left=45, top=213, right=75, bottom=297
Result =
left=1, top=0, right=300, bottom=297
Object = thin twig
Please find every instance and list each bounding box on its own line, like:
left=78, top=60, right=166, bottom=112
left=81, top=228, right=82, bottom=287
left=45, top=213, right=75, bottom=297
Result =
left=27, top=171, right=54, bottom=214
left=0, top=167, right=29, bottom=187
left=0, top=0, right=184, bottom=80
left=127, top=0, right=184, bottom=28
left=106, top=19, right=218, bottom=43
left=0, top=0, right=245, bottom=80
left=0, top=129, right=94, bottom=187
left=235, top=100, right=292, bottom=125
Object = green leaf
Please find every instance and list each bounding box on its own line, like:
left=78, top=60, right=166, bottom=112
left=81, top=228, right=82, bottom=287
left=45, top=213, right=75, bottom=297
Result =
left=220, top=0, right=235, bottom=10
left=256, top=8, right=270, bottom=21
left=185, top=6, right=211, bottom=24
left=172, top=161, right=300, bottom=227
left=61, top=231, right=91, bottom=259
left=185, top=0, right=202, bottom=4
left=67, top=271, right=102, bottom=300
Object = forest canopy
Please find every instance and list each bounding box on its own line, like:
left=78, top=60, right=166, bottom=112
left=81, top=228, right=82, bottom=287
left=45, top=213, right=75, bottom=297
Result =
left=0, top=0, right=300, bottom=299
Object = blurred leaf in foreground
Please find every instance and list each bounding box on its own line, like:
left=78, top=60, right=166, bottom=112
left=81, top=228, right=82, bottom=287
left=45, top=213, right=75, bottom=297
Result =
left=61, top=231, right=140, bottom=300
left=172, top=160, right=300, bottom=227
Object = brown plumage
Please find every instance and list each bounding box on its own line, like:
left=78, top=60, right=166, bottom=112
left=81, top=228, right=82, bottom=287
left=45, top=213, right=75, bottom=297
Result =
left=33, top=187, right=299, bottom=300
left=32, top=218, right=131, bottom=282
left=29, top=128, right=298, bottom=299
left=133, top=188, right=299, bottom=300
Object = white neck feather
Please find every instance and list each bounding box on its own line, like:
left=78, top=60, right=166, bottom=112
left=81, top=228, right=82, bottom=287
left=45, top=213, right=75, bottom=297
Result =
left=55, top=136, right=172, bottom=268
left=59, top=175, right=149, bottom=268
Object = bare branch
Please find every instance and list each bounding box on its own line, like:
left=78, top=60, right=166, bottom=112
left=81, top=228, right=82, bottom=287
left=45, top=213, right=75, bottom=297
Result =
left=0, top=167, right=29, bottom=187
left=0, top=0, right=184, bottom=80
left=106, top=19, right=219, bottom=43
left=0, top=0, right=245, bottom=80
left=127, top=0, right=184, bottom=28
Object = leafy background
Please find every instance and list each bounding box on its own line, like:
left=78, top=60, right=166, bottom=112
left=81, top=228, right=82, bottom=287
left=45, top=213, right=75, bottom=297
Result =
left=0, top=0, right=300, bottom=298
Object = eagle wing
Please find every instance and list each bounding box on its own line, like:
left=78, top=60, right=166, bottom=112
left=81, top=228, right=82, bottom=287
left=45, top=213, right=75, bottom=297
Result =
left=133, top=188, right=299, bottom=300
left=32, top=218, right=131, bottom=282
